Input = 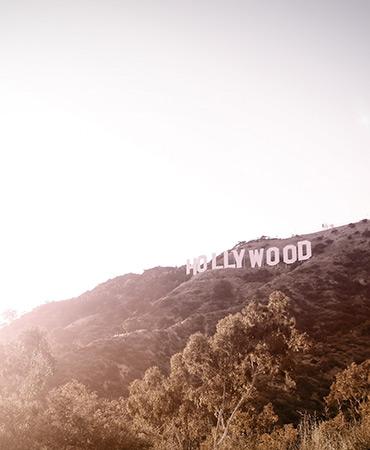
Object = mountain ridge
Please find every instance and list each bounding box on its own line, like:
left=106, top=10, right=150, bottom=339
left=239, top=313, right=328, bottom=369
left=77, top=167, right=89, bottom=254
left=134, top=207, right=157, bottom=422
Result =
left=1, top=219, right=369, bottom=413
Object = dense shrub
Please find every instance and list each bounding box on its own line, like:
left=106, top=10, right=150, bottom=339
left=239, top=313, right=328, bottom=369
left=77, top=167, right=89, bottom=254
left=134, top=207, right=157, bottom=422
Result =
left=213, top=279, right=234, bottom=301
left=0, top=299, right=369, bottom=449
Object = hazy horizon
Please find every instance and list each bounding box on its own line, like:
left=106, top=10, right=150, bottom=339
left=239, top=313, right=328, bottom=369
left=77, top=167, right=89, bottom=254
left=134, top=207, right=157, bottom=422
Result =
left=0, top=0, right=369, bottom=313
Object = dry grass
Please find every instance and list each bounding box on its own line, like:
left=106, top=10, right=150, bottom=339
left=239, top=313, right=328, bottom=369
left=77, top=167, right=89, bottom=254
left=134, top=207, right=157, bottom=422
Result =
left=296, top=407, right=370, bottom=450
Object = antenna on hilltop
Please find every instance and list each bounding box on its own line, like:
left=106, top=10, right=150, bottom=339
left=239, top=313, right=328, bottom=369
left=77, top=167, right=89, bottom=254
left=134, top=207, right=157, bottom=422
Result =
left=321, top=223, right=334, bottom=229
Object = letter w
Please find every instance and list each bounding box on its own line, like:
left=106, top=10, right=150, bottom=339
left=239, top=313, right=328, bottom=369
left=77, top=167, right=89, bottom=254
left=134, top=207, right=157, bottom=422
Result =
left=248, top=248, right=264, bottom=268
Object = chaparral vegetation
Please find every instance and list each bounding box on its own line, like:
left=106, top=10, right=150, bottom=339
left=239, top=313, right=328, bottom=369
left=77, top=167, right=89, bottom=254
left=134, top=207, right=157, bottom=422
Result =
left=1, top=221, right=370, bottom=449
left=0, top=291, right=369, bottom=450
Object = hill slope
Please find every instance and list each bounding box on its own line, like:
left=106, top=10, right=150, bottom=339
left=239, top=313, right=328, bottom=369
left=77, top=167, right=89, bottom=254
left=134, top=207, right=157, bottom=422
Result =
left=1, top=219, right=370, bottom=412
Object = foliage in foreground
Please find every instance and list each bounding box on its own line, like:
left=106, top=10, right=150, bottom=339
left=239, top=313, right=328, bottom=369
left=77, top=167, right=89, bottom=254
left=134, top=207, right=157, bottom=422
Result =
left=0, top=292, right=369, bottom=449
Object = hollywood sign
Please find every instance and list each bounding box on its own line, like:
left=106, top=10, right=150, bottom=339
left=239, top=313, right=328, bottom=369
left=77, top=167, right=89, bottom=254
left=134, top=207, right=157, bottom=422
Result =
left=186, top=240, right=312, bottom=276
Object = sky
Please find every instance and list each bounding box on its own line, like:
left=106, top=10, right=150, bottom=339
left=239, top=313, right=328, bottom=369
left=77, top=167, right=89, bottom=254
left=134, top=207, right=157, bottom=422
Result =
left=0, top=0, right=369, bottom=313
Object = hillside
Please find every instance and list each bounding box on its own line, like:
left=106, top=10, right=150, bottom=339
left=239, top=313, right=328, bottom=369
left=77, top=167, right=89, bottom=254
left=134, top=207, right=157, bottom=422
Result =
left=1, top=219, right=370, bottom=416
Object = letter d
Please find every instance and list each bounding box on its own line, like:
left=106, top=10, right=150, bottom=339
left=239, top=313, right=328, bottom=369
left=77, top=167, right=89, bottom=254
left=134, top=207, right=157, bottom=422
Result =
left=298, top=240, right=312, bottom=261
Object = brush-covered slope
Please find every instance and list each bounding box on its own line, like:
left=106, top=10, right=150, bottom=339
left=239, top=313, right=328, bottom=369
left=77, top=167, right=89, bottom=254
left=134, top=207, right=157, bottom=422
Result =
left=1, top=220, right=370, bottom=410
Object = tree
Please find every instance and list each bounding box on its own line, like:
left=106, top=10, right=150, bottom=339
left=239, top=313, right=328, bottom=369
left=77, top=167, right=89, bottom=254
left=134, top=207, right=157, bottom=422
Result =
left=0, top=328, right=56, bottom=449
left=36, top=380, right=147, bottom=450
left=128, top=291, right=310, bottom=449
left=0, top=309, right=17, bottom=325
left=181, top=291, right=309, bottom=449
left=325, top=359, right=370, bottom=417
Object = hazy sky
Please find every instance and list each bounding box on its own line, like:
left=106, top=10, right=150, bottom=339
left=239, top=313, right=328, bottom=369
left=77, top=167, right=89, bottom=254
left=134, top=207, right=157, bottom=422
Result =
left=0, top=1, right=369, bottom=312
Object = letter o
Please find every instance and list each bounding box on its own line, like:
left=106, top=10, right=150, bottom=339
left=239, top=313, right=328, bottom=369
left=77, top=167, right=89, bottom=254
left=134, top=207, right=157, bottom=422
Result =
left=266, top=247, right=280, bottom=266
left=197, top=255, right=208, bottom=273
left=283, top=245, right=297, bottom=264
